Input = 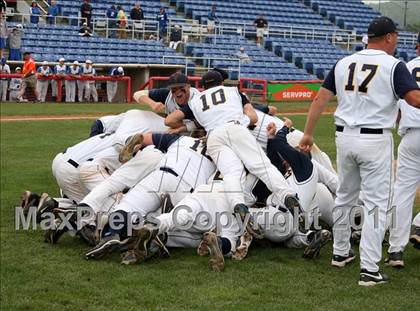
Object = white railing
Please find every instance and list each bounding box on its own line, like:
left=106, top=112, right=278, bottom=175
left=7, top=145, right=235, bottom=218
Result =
left=5, top=12, right=87, bottom=26
left=162, top=55, right=241, bottom=78
left=92, top=18, right=160, bottom=40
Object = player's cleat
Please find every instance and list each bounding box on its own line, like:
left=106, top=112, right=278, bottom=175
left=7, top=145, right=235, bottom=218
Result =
left=85, top=234, right=121, bottom=260
left=119, top=133, right=144, bottom=164
left=358, top=269, right=389, bottom=287
left=36, top=193, right=58, bottom=223
left=121, top=225, right=158, bottom=265
left=331, top=249, right=356, bottom=267
left=234, top=203, right=264, bottom=239
left=202, top=232, right=225, bottom=272
left=232, top=231, right=253, bottom=261
left=197, top=237, right=210, bottom=256
left=384, top=251, right=404, bottom=268
left=77, top=225, right=98, bottom=246
left=409, top=227, right=420, bottom=250
left=303, top=229, right=332, bottom=259
left=20, top=191, right=41, bottom=216
left=44, top=218, right=69, bottom=244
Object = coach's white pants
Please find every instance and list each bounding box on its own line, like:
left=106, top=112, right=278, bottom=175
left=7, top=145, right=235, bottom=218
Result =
left=85, top=82, right=98, bottom=102
left=65, top=81, right=76, bottom=102
left=207, top=123, right=295, bottom=211
left=156, top=183, right=240, bottom=253
left=77, top=81, right=84, bottom=101
left=37, top=80, right=49, bottom=102
left=52, top=153, right=87, bottom=203
left=81, top=146, right=163, bottom=216
left=333, top=129, right=393, bottom=272
left=51, top=80, right=58, bottom=97
left=107, top=81, right=118, bottom=102
left=388, top=128, right=420, bottom=253
left=0, top=80, right=8, bottom=101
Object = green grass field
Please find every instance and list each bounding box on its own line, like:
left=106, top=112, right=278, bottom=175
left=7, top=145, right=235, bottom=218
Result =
left=1, top=103, right=419, bottom=310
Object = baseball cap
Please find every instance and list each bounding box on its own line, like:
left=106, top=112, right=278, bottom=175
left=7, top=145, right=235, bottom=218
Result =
left=167, top=72, right=190, bottom=89
left=15, top=67, right=21, bottom=71
left=42, top=61, right=48, bottom=65
left=213, top=67, right=229, bottom=81
left=117, top=66, right=123, bottom=73
left=86, top=59, right=92, bottom=64
left=59, top=57, right=65, bottom=62
left=367, top=16, right=397, bottom=38
left=73, top=60, right=79, bottom=65
left=201, top=70, right=223, bottom=87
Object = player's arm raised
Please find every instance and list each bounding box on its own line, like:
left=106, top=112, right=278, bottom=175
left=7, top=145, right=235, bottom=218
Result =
left=133, top=89, right=166, bottom=113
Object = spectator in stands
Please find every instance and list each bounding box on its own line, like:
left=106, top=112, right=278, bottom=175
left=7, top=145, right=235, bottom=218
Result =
left=207, top=4, right=218, bottom=34
left=80, top=0, right=93, bottom=27
left=9, top=67, right=22, bottom=101
left=51, top=57, right=66, bottom=101
left=169, top=24, right=182, bottom=50
left=79, top=22, right=92, bottom=37
left=66, top=60, right=80, bottom=102
left=156, top=7, right=168, bottom=40
left=0, top=57, right=10, bottom=101
left=80, top=59, right=97, bottom=102
left=0, top=13, right=6, bottom=55
left=130, top=3, right=144, bottom=21
left=30, top=2, right=41, bottom=25
left=253, top=14, right=268, bottom=46
left=131, top=3, right=144, bottom=39
left=117, top=6, right=127, bottom=39
left=107, top=66, right=124, bottom=102
left=47, top=0, right=60, bottom=24
left=106, top=5, right=118, bottom=38
left=37, top=61, right=52, bottom=102
left=235, top=46, right=251, bottom=64
left=17, top=52, right=39, bottom=102
left=8, top=24, right=23, bottom=61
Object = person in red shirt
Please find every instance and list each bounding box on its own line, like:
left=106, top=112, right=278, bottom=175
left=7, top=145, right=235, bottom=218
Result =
left=17, top=51, right=39, bottom=102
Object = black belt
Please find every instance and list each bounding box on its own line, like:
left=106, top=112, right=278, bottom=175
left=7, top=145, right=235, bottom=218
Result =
left=336, top=125, right=383, bottom=134
left=67, top=158, right=93, bottom=168
left=159, top=167, right=194, bottom=193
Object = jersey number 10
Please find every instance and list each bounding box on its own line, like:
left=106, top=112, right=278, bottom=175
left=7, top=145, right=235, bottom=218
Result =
left=200, top=89, right=227, bottom=111
left=345, top=63, right=378, bottom=93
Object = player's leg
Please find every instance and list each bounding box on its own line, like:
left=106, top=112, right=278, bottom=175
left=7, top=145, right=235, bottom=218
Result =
left=226, top=124, right=296, bottom=206
left=77, top=81, right=84, bottom=102
left=65, top=80, right=71, bottom=102
left=358, top=134, right=393, bottom=274
left=1, top=80, right=7, bottom=101
left=314, top=183, right=335, bottom=227
left=411, top=213, right=420, bottom=249
left=51, top=80, right=57, bottom=99
left=332, top=133, right=361, bottom=266
left=91, top=83, right=98, bottom=102
left=388, top=129, right=420, bottom=255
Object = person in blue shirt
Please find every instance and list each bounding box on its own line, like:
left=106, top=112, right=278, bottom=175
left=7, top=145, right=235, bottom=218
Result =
left=107, top=66, right=124, bottom=102
left=106, top=5, right=118, bottom=38
left=47, top=0, right=60, bottom=24
left=30, top=2, right=41, bottom=25
left=207, top=4, right=218, bottom=34
left=156, top=7, right=168, bottom=40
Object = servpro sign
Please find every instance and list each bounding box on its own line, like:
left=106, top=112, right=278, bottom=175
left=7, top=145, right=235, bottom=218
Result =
left=267, top=81, right=322, bottom=102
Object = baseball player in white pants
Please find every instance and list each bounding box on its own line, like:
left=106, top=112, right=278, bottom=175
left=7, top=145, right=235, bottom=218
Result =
left=0, top=58, right=10, bottom=101
left=386, top=52, right=420, bottom=266
left=66, top=61, right=80, bottom=102
left=166, top=70, right=299, bottom=214
left=36, top=62, right=51, bottom=102
left=300, top=16, right=420, bottom=286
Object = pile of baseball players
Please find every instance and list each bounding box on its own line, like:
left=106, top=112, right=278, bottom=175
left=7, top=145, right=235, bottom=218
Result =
left=20, top=17, right=420, bottom=287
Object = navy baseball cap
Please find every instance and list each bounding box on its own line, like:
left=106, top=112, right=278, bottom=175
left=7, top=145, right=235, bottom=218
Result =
left=201, top=70, right=223, bottom=88
left=367, top=16, right=397, bottom=38
left=167, top=72, right=190, bottom=89
left=416, top=33, right=420, bottom=49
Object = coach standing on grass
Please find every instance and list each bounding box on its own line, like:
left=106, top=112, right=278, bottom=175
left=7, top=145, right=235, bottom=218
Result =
left=17, top=52, right=39, bottom=102
left=299, top=16, right=420, bottom=287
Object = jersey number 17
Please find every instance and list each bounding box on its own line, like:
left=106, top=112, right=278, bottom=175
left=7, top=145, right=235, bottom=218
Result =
left=345, top=63, right=378, bottom=93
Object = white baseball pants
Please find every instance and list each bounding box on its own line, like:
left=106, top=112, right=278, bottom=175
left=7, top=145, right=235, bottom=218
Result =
left=388, top=128, right=420, bottom=252
left=106, top=81, right=118, bottom=102
left=65, top=80, right=76, bottom=102
left=37, top=80, right=49, bottom=102
left=333, top=129, right=393, bottom=272
left=0, top=80, right=8, bottom=101
left=207, top=123, right=295, bottom=211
